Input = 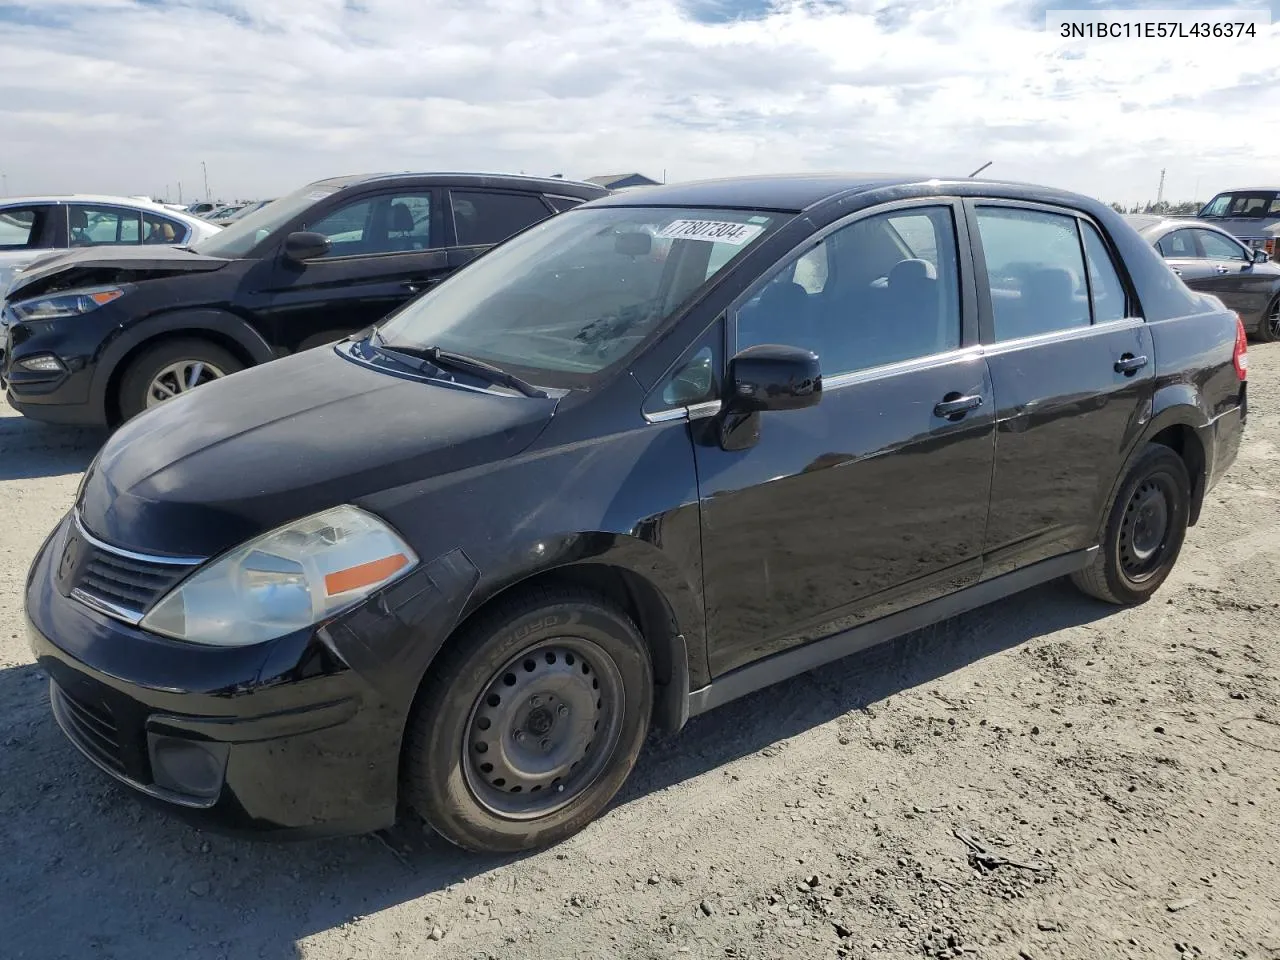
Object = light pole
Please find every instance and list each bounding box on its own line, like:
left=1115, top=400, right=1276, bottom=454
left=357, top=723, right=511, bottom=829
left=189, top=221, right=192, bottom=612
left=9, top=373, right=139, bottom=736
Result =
left=1, top=172, right=8, bottom=195
left=202, top=161, right=210, bottom=202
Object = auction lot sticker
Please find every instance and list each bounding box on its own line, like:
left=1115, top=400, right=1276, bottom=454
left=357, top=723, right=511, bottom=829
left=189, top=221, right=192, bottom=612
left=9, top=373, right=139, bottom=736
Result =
left=657, top=220, right=764, bottom=245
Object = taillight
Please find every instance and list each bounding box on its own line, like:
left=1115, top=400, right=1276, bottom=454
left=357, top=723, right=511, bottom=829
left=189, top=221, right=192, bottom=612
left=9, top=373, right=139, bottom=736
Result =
left=1233, top=313, right=1248, bottom=381
left=1266, top=238, right=1276, bottom=258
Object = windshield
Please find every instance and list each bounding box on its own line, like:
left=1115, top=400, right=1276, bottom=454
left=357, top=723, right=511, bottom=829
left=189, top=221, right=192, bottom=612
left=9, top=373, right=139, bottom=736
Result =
left=191, top=185, right=340, bottom=258
left=373, top=206, right=781, bottom=389
left=1199, top=192, right=1280, bottom=219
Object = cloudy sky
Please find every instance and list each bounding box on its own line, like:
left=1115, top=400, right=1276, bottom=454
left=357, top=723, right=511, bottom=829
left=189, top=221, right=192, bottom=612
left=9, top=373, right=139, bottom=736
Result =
left=0, top=0, right=1276, bottom=206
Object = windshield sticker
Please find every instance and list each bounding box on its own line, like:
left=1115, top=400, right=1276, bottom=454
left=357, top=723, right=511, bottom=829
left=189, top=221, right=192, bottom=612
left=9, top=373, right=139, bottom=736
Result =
left=656, top=220, right=764, bottom=245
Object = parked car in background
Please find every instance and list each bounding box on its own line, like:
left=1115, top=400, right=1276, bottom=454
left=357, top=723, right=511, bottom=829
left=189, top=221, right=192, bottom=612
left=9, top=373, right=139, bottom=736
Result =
left=206, top=204, right=247, bottom=224
left=26, top=174, right=1246, bottom=854
left=1128, top=215, right=1280, bottom=341
left=184, top=201, right=224, bottom=217
left=211, top=199, right=275, bottom=225
left=1197, top=187, right=1280, bottom=261
left=0, top=195, right=220, bottom=293
left=2, top=173, right=607, bottom=424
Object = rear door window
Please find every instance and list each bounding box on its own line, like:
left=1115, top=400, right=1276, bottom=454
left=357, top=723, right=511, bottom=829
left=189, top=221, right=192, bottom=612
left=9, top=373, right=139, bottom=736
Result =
left=69, top=206, right=143, bottom=246
left=450, top=191, right=553, bottom=246
left=974, top=206, right=1091, bottom=341
left=1079, top=222, right=1129, bottom=322
left=143, top=213, right=188, bottom=245
left=0, top=205, right=51, bottom=249
left=1156, top=230, right=1197, bottom=258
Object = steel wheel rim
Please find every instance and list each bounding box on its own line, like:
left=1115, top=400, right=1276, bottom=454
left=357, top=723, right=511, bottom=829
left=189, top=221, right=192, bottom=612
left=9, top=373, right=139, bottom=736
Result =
left=462, top=637, right=625, bottom=820
left=145, top=360, right=226, bottom=408
left=1118, top=475, right=1173, bottom=582
left=1269, top=302, right=1280, bottom=339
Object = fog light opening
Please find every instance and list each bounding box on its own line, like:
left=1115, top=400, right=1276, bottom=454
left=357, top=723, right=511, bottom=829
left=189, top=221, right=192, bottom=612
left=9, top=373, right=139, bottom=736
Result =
left=17, top=353, right=66, bottom=373
left=147, top=734, right=229, bottom=800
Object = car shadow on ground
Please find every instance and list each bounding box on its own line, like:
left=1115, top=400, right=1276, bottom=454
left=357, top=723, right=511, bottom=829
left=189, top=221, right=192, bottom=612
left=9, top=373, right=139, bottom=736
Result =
left=0, top=413, right=105, bottom=480
left=0, top=579, right=1114, bottom=959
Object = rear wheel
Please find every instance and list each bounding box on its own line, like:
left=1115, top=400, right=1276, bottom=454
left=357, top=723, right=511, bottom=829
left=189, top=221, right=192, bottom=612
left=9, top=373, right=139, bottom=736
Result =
left=1072, top=443, right=1191, bottom=605
left=402, top=586, right=652, bottom=854
left=1255, top=296, right=1280, bottom=343
left=118, top=338, right=243, bottom=422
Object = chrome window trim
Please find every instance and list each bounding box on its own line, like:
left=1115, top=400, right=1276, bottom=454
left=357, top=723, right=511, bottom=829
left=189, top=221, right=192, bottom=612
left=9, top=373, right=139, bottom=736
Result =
left=643, top=399, right=723, bottom=424
left=980, top=316, right=1145, bottom=358
left=822, top=345, right=986, bottom=392
left=73, top=509, right=206, bottom=565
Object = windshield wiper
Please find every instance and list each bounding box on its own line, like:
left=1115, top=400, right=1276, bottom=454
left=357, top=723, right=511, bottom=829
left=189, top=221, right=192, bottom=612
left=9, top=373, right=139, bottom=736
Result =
left=372, top=332, right=547, bottom=398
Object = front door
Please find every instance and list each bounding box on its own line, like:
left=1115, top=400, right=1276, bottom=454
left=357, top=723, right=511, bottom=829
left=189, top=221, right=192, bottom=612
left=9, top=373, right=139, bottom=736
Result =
left=260, top=188, right=449, bottom=353
left=691, top=201, right=996, bottom=677
left=968, top=201, right=1156, bottom=578
left=1189, top=227, right=1277, bottom=323
left=1155, top=227, right=1215, bottom=289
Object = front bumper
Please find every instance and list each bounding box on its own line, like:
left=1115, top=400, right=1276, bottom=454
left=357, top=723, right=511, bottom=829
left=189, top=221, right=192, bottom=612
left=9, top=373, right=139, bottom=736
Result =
left=3, top=305, right=110, bottom=425
left=25, top=512, right=477, bottom=838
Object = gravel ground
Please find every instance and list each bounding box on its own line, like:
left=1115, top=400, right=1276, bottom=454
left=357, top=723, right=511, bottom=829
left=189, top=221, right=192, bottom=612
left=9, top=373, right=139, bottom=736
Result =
left=1, top=347, right=1278, bottom=960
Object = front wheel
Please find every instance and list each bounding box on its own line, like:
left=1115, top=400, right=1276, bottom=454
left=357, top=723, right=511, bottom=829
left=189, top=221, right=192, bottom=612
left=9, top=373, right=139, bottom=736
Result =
left=117, top=338, right=244, bottom=422
left=1072, top=443, right=1191, bottom=605
left=402, top=587, right=652, bottom=854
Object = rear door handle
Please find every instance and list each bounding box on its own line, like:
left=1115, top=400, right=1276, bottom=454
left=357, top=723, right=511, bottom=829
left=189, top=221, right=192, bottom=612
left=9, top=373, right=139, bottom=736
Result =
left=1114, top=354, right=1148, bottom=375
left=1214, top=266, right=1231, bottom=274
left=402, top=278, right=441, bottom=293
left=933, top=394, right=983, bottom=419
left=1171, top=268, right=1182, bottom=276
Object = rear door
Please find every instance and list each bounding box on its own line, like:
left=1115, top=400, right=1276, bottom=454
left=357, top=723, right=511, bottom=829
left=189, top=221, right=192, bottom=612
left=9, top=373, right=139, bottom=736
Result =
left=1155, top=227, right=1214, bottom=286
left=968, top=201, right=1155, bottom=578
left=259, top=188, right=449, bottom=353
left=689, top=200, right=996, bottom=676
left=1190, top=227, right=1276, bottom=321
left=446, top=190, right=557, bottom=270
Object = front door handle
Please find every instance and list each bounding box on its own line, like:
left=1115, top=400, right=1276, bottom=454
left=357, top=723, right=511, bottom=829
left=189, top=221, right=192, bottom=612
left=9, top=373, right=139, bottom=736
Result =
left=1171, top=267, right=1182, bottom=276
left=933, top=393, right=983, bottom=419
left=1114, top=354, right=1149, bottom=375
left=1214, top=265, right=1231, bottom=274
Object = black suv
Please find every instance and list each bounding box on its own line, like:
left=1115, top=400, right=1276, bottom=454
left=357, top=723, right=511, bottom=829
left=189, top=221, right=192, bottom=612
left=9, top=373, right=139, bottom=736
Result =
left=1, top=173, right=606, bottom=425
left=27, top=174, right=1247, bottom=854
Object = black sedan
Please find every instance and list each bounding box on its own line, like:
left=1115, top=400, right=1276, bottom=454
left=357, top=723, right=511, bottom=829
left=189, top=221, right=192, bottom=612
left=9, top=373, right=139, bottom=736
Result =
left=27, top=174, right=1246, bottom=854
left=1127, top=214, right=1280, bottom=341
left=2, top=173, right=606, bottom=425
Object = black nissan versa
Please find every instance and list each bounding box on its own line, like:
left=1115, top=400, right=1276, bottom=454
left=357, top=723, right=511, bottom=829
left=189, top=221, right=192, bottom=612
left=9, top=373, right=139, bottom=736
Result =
left=27, top=174, right=1247, bottom=854
left=1, top=172, right=606, bottom=425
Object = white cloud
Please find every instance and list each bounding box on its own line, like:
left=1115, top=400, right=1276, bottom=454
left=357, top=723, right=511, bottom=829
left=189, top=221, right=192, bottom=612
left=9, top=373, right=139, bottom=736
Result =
left=0, top=0, right=1276, bottom=204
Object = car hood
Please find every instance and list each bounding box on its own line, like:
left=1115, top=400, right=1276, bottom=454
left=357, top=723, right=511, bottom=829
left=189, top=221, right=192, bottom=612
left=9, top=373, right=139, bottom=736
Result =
left=5, top=244, right=228, bottom=302
left=76, top=346, right=560, bottom=557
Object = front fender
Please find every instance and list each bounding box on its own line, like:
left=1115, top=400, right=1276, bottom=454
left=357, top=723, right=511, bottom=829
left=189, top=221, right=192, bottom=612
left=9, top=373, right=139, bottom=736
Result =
left=90, top=308, right=276, bottom=414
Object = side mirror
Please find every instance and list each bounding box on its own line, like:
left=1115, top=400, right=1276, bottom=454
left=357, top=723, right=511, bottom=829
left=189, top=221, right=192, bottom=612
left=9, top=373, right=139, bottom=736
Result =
left=283, top=231, right=331, bottom=262
left=1253, top=248, right=1270, bottom=264
left=726, top=344, right=821, bottom=413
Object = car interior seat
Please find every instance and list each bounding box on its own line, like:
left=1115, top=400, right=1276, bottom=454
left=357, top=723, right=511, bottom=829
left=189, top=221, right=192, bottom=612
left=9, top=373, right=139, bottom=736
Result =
left=387, top=202, right=420, bottom=251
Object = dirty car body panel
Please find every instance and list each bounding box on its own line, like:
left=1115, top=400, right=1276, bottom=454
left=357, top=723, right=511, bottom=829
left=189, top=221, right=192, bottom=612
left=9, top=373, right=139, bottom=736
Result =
left=27, top=175, right=1246, bottom=837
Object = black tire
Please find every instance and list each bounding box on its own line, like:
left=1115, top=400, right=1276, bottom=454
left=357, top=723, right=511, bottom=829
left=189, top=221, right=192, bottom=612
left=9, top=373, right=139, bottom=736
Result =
left=117, top=338, right=244, bottom=422
left=1072, top=443, right=1191, bottom=605
left=402, top=586, right=652, bottom=854
left=1254, top=295, right=1280, bottom=343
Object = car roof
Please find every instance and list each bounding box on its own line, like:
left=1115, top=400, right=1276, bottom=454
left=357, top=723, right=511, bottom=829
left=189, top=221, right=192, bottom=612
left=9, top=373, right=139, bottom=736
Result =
left=321, top=172, right=608, bottom=195
left=584, top=173, right=1103, bottom=214
left=1124, top=215, right=1230, bottom=237
left=1209, top=186, right=1280, bottom=193
left=0, top=194, right=219, bottom=233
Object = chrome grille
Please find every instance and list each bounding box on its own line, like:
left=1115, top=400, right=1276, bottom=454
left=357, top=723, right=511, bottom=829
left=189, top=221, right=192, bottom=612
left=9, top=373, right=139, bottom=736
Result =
left=64, top=513, right=205, bottom=624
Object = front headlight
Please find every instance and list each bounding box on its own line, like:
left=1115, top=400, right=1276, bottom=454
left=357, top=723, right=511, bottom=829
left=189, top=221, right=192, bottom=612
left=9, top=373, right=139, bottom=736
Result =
left=10, top=285, right=125, bottom=322
left=140, top=504, right=419, bottom=647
